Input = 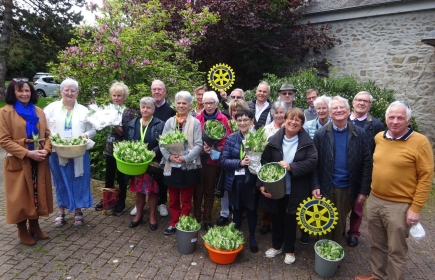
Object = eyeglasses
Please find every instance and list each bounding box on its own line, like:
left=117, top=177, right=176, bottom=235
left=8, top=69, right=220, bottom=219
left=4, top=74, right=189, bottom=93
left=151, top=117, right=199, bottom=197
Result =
left=13, top=78, right=29, bottom=82
left=62, top=89, right=77, bottom=94
left=203, top=102, right=216, bottom=106
left=354, top=98, right=371, bottom=104
left=236, top=118, right=252, bottom=123
left=280, top=91, right=295, bottom=96
left=230, top=95, right=243, bottom=99
left=151, top=88, right=164, bottom=92
left=330, top=106, right=347, bottom=111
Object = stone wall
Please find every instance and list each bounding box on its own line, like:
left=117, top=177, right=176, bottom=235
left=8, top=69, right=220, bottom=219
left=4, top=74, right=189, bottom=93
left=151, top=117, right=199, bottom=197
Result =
left=314, top=10, right=435, bottom=149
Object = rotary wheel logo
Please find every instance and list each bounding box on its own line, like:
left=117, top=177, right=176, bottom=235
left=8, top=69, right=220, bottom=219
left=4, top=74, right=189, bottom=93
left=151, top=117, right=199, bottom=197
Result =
left=296, top=197, right=338, bottom=235
left=207, top=63, right=235, bottom=92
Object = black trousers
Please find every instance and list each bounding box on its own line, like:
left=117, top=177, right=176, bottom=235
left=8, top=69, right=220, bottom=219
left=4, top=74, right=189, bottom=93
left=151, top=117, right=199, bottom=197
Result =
left=271, top=195, right=297, bottom=253
left=105, top=155, right=128, bottom=205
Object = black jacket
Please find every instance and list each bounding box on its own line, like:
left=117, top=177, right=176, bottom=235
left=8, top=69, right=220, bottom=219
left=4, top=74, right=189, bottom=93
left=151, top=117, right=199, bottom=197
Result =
left=258, top=128, right=318, bottom=214
left=312, top=121, right=372, bottom=203
left=349, top=113, right=384, bottom=154
left=247, top=99, right=271, bottom=129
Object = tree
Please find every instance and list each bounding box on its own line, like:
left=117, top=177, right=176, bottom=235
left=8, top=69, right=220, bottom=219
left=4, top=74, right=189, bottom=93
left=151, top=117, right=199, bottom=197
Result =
left=0, top=0, right=85, bottom=99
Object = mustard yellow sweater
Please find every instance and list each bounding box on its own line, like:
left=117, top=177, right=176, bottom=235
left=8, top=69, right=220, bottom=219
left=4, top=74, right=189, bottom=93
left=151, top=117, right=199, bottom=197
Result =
left=371, top=131, right=434, bottom=213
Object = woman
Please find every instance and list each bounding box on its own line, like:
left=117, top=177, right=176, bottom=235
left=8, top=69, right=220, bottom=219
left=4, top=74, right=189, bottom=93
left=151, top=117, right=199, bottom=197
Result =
left=44, top=78, right=96, bottom=227
left=95, top=81, right=136, bottom=215
left=303, top=95, right=331, bottom=139
left=126, top=97, right=164, bottom=231
left=159, top=91, right=202, bottom=235
left=0, top=79, right=53, bottom=245
left=221, top=109, right=260, bottom=253
left=190, top=85, right=207, bottom=117
left=195, top=91, right=231, bottom=231
left=228, top=99, right=249, bottom=126
left=259, top=108, right=317, bottom=264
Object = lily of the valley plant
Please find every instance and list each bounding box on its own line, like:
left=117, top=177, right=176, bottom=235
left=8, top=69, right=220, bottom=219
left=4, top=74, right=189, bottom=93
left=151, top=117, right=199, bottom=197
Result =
left=158, top=130, right=188, bottom=145
left=50, top=133, right=88, bottom=146
left=176, top=215, right=201, bottom=231
left=203, top=222, right=244, bottom=251
left=258, top=163, right=286, bottom=182
left=242, top=126, right=268, bottom=152
left=113, top=141, right=155, bottom=163
left=204, top=120, right=226, bottom=140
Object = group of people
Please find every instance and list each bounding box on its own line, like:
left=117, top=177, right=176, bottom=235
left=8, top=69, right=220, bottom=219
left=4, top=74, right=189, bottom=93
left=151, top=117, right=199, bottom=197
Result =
left=0, top=77, right=433, bottom=279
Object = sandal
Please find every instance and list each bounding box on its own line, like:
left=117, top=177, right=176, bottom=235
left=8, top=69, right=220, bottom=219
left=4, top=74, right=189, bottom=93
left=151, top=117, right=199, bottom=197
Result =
left=53, top=213, right=66, bottom=228
left=74, top=211, right=84, bottom=226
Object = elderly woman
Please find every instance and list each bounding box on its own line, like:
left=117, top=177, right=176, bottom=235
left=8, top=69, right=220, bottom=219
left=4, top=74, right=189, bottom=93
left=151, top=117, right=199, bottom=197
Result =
left=264, top=100, right=287, bottom=139
left=0, top=79, right=53, bottom=245
left=159, top=91, right=203, bottom=235
left=259, top=108, right=317, bottom=264
left=126, top=97, right=164, bottom=230
left=303, top=95, right=331, bottom=139
left=190, top=85, right=207, bottom=117
left=221, top=109, right=261, bottom=253
left=44, top=78, right=96, bottom=227
left=95, top=81, right=136, bottom=215
left=195, top=91, right=231, bottom=231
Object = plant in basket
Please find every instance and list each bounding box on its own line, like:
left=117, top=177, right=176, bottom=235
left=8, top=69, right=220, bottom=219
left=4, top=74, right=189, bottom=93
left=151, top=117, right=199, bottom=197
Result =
left=242, top=126, right=268, bottom=174
left=203, top=120, right=226, bottom=147
left=176, top=215, right=201, bottom=231
left=176, top=215, right=201, bottom=254
left=113, top=141, right=155, bottom=175
left=202, top=223, right=245, bottom=264
left=258, top=163, right=286, bottom=182
left=50, top=133, right=90, bottom=158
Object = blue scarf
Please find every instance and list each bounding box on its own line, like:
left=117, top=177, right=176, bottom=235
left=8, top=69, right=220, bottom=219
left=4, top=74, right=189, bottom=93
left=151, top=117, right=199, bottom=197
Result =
left=14, top=101, right=39, bottom=150
left=204, top=109, right=218, bottom=120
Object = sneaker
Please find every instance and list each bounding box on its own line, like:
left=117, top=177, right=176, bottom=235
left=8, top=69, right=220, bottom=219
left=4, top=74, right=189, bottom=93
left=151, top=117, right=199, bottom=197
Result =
left=299, top=232, right=309, bottom=245
left=130, top=206, right=137, bottom=216
left=95, top=199, right=103, bottom=211
left=265, top=248, right=282, bottom=258
left=164, top=226, right=176, bottom=235
left=284, top=254, right=295, bottom=264
left=113, top=204, right=126, bottom=216
left=158, top=204, right=168, bottom=217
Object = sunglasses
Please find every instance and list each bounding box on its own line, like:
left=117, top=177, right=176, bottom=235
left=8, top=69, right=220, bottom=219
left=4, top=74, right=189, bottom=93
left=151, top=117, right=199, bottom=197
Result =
left=280, top=91, right=295, bottom=96
left=13, top=78, right=29, bottom=82
left=230, top=95, right=243, bottom=99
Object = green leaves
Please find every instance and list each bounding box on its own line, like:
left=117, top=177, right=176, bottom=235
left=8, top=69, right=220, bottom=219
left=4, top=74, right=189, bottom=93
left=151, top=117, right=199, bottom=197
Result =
left=176, top=215, right=200, bottom=231
left=113, top=140, right=155, bottom=163
left=243, top=126, right=268, bottom=152
left=202, top=223, right=244, bottom=251
left=316, top=240, right=344, bottom=261
left=50, top=133, right=88, bottom=146
left=158, top=130, right=188, bottom=145
left=204, top=120, right=226, bottom=140
left=258, top=163, right=286, bottom=182
left=228, top=119, right=238, bottom=132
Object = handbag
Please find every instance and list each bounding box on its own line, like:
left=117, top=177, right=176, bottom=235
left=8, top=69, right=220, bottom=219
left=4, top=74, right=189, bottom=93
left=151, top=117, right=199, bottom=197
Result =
left=215, top=168, right=226, bottom=198
left=147, top=161, right=164, bottom=176
left=101, top=188, right=119, bottom=215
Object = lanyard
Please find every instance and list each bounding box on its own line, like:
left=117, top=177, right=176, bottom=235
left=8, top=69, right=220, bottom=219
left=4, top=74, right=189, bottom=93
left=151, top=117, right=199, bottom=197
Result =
left=140, top=117, right=153, bottom=143
left=240, top=143, right=246, bottom=160
left=62, top=104, right=74, bottom=129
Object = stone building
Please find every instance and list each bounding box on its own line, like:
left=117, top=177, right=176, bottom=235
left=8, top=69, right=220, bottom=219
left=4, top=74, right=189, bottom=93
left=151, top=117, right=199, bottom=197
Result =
left=301, top=0, right=435, bottom=152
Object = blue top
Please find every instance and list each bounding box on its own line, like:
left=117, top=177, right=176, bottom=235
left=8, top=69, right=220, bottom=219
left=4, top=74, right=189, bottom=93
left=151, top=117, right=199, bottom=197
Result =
left=332, top=127, right=349, bottom=188
left=282, top=135, right=298, bottom=194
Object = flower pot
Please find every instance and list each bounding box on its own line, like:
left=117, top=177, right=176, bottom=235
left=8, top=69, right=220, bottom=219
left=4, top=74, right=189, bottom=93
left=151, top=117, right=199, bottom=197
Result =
left=204, top=242, right=243, bottom=265
left=258, top=162, right=287, bottom=199
left=52, top=142, right=88, bottom=158
left=175, top=225, right=200, bottom=255
left=314, top=240, right=344, bottom=278
left=113, top=153, right=152, bottom=176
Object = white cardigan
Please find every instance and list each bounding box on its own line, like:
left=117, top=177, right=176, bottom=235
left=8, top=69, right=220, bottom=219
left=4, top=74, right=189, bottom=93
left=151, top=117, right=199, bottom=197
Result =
left=44, top=100, right=96, bottom=177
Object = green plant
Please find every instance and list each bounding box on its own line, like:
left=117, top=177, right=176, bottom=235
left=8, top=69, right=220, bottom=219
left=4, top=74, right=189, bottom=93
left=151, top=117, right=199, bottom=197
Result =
left=202, top=223, right=244, bottom=251
left=90, top=130, right=107, bottom=181
left=50, top=133, right=88, bottom=145
left=204, top=120, right=226, bottom=140
left=316, top=240, right=344, bottom=261
left=158, top=130, right=188, bottom=145
left=176, top=215, right=200, bottom=231
left=258, top=163, right=286, bottom=182
left=113, top=141, right=155, bottom=163
left=243, top=126, right=268, bottom=152
left=228, top=119, right=238, bottom=132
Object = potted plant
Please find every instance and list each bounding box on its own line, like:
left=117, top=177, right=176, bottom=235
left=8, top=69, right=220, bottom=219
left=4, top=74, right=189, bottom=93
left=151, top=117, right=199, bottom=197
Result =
left=258, top=163, right=287, bottom=199
left=203, top=120, right=227, bottom=147
left=314, top=239, right=345, bottom=278
left=113, top=141, right=155, bottom=175
left=50, top=133, right=89, bottom=158
left=202, top=223, right=244, bottom=264
left=175, top=215, right=201, bottom=254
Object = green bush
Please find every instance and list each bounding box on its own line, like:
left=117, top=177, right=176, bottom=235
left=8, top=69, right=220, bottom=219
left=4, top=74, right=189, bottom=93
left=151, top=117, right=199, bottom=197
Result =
left=90, top=130, right=108, bottom=181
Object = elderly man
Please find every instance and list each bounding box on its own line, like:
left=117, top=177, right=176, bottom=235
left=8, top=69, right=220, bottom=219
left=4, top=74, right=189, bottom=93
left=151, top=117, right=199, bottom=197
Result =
left=356, top=102, right=433, bottom=280
left=278, top=82, right=297, bottom=110
left=312, top=96, right=372, bottom=244
left=347, top=91, right=384, bottom=247
left=221, top=88, right=244, bottom=119
left=304, top=89, right=319, bottom=121
left=247, top=81, right=272, bottom=129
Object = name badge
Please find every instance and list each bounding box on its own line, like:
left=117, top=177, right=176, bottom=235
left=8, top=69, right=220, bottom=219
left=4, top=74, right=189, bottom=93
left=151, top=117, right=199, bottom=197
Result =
left=107, top=136, right=115, bottom=143
left=235, top=168, right=245, bottom=176
left=63, top=129, right=73, bottom=138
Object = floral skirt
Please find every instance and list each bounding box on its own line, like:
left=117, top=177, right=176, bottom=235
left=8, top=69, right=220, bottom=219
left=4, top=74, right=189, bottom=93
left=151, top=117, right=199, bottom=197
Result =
left=129, top=173, right=159, bottom=195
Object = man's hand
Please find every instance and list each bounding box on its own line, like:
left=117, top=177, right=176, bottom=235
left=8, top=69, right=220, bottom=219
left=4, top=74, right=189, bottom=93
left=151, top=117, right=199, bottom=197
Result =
left=406, top=209, right=420, bottom=226
left=219, top=90, right=227, bottom=101
left=312, top=189, right=322, bottom=199
left=259, top=186, right=272, bottom=198
left=356, top=194, right=367, bottom=204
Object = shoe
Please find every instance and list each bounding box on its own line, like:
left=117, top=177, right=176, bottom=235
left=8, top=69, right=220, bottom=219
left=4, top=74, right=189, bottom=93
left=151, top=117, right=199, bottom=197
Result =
left=130, top=206, right=137, bottom=216
left=130, top=217, right=143, bottom=228
left=259, top=225, right=271, bottom=235
left=204, top=223, right=213, bottom=231
left=53, top=213, right=66, bottom=228
left=114, top=204, right=126, bottom=216
left=164, top=226, right=176, bottom=235
left=95, top=199, right=103, bottom=211
left=348, top=236, right=359, bottom=247
left=158, top=204, right=168, bottom=217
left=149, top=224, right=158, bottom=231
left=17, top=221, right=36, bottom=245
left=28, top=219, right=49, bottom=239
left=74, top=211, right=84, bottom=226
left=250, top=245, right=259, bottom=253
left=284, top=254, right=296, bottom=264
left=299, top=232, right=309, bottom=245
left=265, top=248, right=282, bottom=258
left=355, top=276, right=377, bottom=280
left=216, top=216, right=228, bottom=226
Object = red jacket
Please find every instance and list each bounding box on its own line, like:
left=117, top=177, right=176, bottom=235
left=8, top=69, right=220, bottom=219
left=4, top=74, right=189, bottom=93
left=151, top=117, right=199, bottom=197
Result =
left=196, top=110, right=231, bottom=166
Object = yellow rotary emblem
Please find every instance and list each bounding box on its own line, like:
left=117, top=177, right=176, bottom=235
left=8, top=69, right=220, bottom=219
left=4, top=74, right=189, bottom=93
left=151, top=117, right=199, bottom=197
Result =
left=296, top=197, right=338, bottom=235
left=207, top=63, right=235, bottom=92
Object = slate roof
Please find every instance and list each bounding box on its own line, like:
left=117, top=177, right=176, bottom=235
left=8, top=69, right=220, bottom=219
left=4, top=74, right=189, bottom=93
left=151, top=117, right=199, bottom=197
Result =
left=304, top=0, right=414, bottom=14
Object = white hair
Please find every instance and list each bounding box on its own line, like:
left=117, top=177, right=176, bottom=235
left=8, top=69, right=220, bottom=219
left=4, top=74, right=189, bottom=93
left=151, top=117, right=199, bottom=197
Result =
left=60, top=78, right=79, bottom=91
left=329, top=96, right=350, bottom=108
left=354, top=91, right=373, bottom=103
left=202, top=91, right=219, bottom=103
left=175, top=91, right=193, bottom=105
left=314, top=95, right=331, bottom=109
left=385, top=101, right=412, bottom=120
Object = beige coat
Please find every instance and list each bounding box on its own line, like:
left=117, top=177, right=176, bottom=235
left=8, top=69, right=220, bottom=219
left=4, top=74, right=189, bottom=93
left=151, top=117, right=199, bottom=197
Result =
left=0, top=105, right=53, bottom=224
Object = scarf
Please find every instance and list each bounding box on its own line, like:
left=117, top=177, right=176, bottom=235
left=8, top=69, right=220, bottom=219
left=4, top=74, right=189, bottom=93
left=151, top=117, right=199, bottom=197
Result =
left=204, top=109, right=218, bottom=120
left=14, top=101, right=39, bottom=150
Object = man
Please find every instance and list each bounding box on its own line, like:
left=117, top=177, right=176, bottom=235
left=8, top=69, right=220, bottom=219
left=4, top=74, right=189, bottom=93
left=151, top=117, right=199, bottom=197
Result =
left=347, top=91, right=384, bottom=247
left=356, top=102, right=433, bottom=280
left=278, top=82, right=297, bottom=110
left=304, top=89, right=319, bottom=121
left=221, top=88, right=244, bottom=119
left=247, top=81, right=272, bottom=129
left=130, top=80, right=175, bottom=217
left=312, top=96, right=372, bottom=244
